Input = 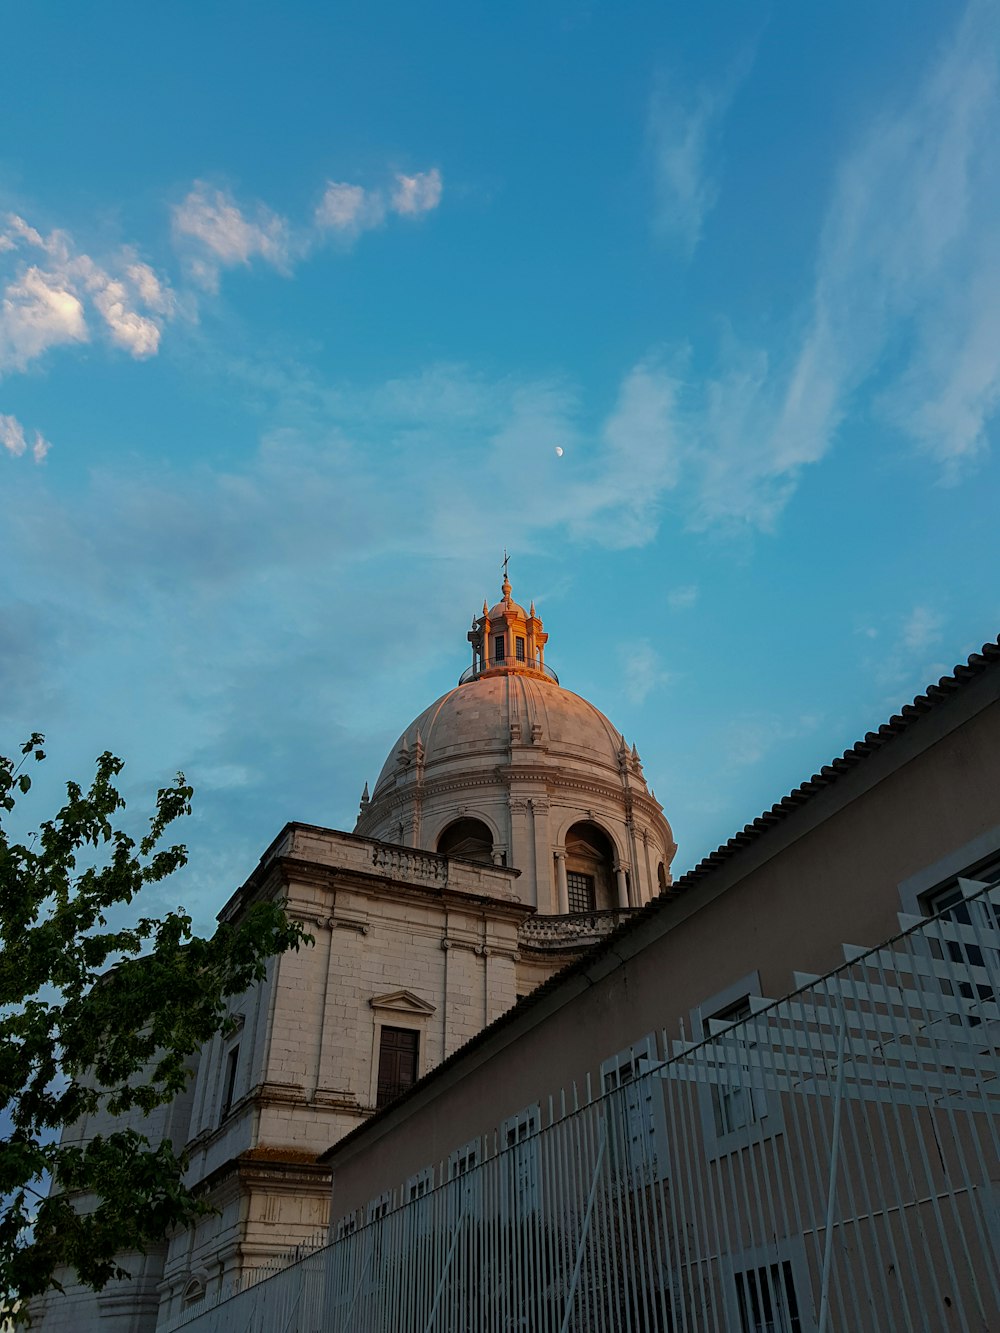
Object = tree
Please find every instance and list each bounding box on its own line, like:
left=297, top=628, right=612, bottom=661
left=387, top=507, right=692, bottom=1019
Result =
left=0, top=736, right=311, bottom=1318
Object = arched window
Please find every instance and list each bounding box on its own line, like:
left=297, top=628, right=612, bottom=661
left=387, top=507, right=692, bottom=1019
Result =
left=183, top=1279, right=206, bottom=1308
left=564, top=822, right=617, bottom=913
left=437, top=818, right=494, bottom=865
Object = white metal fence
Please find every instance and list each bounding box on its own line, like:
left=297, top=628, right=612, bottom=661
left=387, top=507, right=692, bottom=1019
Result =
left=165, top=878, right=1000, bottom=1332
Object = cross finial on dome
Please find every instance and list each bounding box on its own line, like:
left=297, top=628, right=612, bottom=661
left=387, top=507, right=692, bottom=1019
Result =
left=501, top=548, right=512, bottom=602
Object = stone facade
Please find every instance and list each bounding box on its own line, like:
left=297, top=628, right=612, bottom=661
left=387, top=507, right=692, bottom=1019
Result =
left=32, top=574, right=676, bottom=1331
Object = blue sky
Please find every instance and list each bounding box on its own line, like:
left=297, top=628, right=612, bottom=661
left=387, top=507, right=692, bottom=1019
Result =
left=3, top=1, right=1000, bottom=930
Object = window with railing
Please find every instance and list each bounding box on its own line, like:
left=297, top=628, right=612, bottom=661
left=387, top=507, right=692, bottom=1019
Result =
left=734, top=1259, right=802, bottom=1333
left=516, top=636, right=525, bottom=661
left=601, top=1034, right=667, bottom=1182
left=712, top=999, right=758, bottom=1136
left=924, top=868, right=1000, bottom=1027
left=494, top=635, right=505, bottom=661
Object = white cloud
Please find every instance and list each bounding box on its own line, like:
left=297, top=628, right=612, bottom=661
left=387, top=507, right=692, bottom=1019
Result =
left=0, top=412, right=50, bottom=462
left=0, top=214, right=176, bottom=373
left=902, top=606, right=943, bottom=654
left=391, top=168, right=443, bottom=217
left=620, top=639, right=671, bottom=704
left=667, top=585, right=698, bottom=610
left=0, top=266, right=88, bottom=370
left=314, top=169, right=442, bottom=241
left=314, top=182, right=386, bottom=237
left=172, top=184, right=292, bottom=287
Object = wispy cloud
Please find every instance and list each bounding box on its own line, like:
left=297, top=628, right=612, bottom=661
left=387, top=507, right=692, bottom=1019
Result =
left=647, top=48, right=752, bottom=255
left=789, top=0, right=1000, bottom=473
left=648, top=85, right=727, bottom=254
left=667, top=585, right=698, bottom=610
left=620, top=639, right=672, bottom=704
left=0, top=412, right=49, bottom=462
left=657, top=1, right=1000, bottom=529
left=0, top=214, right=176, bottom=372
left=902, top=605, right=944, bottom=655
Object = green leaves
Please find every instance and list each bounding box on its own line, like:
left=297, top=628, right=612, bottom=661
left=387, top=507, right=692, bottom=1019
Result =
left=0, top=738, right=310, bottom=1318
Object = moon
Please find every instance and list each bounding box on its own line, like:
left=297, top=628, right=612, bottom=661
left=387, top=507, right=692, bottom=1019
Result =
left=555, top=446, right=564, bottom=457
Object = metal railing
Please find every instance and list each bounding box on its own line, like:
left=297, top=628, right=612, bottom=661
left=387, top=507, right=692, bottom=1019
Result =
left=458, top=659, right=560, bottom=686
left=163, top=878, right=1000, bottom=1333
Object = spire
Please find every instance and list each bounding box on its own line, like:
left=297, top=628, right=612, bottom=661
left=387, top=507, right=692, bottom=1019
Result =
left=358, top=781, right=370, bottom=819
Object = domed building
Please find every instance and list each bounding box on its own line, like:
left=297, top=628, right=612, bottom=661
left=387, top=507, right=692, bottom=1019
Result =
left=357, top=571, right=676, bottom=916
left=32, top=569, right=678, bottom=1332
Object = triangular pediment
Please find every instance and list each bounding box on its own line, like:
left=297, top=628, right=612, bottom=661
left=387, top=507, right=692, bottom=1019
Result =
left=370, top=989, right=437, bottom=1016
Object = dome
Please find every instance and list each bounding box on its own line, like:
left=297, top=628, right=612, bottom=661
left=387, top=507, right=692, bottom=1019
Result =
left=487, top=598, right=527, bottom=620
left=369, top=674, right=627, bottom=798
left=355, top=566, right=676, bottom=916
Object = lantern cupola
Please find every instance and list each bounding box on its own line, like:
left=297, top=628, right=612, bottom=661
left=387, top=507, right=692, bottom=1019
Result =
left=462, top=560, right=554, bottom=685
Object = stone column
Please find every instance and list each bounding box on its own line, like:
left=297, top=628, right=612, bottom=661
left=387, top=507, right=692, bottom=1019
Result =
left=508, top=795, right=531, bottom=895
left=530, top=797, right=553, bottom=911
left=554, top=850, right=569, bottom=915
left=614, top=863, right=629, bottom=911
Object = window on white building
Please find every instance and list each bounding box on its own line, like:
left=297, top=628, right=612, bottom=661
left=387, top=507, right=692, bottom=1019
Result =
left=734, top=1259, right=803, bottom=1333
left=691, top=972, right=780, bottom=1155
left=919, top=853, right=1000, bottom=1028
left=219, top=1043, right=240, bottom=1125
left=601, top=1034, right=668, bottom=1183
left=365, top=1191, right=393, bottom=1224
left=500, top=1104, right=541, bottom=1217
left=711, top=999, right=759, bottom=1137
left=405, top=1165, right=434, bottom=1202
left=447, top=1138, right=480, bottom=1180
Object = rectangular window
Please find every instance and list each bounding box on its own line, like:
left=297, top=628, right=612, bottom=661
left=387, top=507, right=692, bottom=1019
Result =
left=601, top=1034, right=667, bottom=1182
left=494, top=635, right=505, bottom=662
left=735, top=1260, right=802, bottom=1333
left=376, top=1026, right=419, bottom=1109
left=405, top=1166, right=434, bottom=1202
left=712, top=1000, right=758, bottom=1137
left=500, top=1104, right=541, bottom=1218
left=566, top=871, right=595, bottom=913
left=447, top=1138, right=482, bottom=1223
left=447, top=1138, right=480, bottom=1179
left=219, top=1043, right=240, bottom=1124
left=515, top=636, right=526, bottom=661
left=365, top=1191, right=393, bottom=1224
left=923, top=875, right=1000, bottom=1026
